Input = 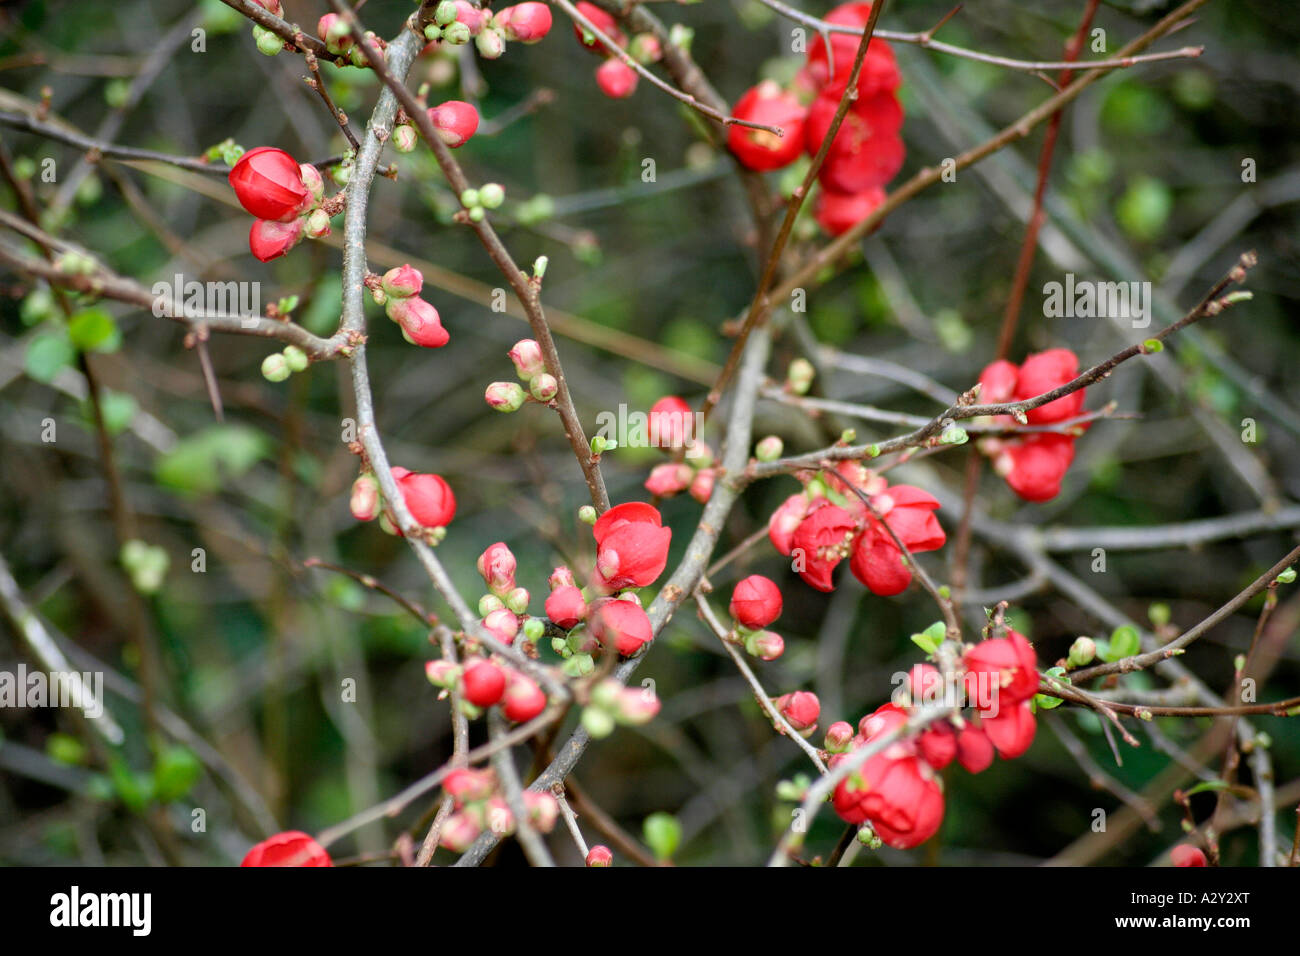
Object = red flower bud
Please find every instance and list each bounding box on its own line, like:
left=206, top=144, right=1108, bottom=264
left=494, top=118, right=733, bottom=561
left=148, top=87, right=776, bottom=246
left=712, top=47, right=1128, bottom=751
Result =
left=391, top=466, right=456, bottom=528
left=728, top=81, right=808, bottom=172
left=955, top=721, right=994, bottom=774
left=428, top=100, right=480, bottom=147
left=381, top=264, right=423, bottom=299
left=461, top=658, right=507, bottom=707
left=549, top=566, right=576, bottom=590
left=585, top=844, right=613, bottom=866
left=248, top=217, right=304, bottom=262
left=591, top=502, right=671, bottom=592
left=439, top=811, right=482, bottom=851
left=595, top=58, right=638, bottom=99
left=454, top=0, right=491, bottom=35
left=544, top=585, right=587, bottom=630
left=425, top=659, right=459, bottom=688
left=229, top=147, right=312, bottom=222
left=997, top=433, right=1077, bottom=503
left=1171, top=844, right=1208, bottom=867
left=587, top=598, right=653, bottom=656
left=443, top=767, right=495, bottom=805
left=502, top=672, right=547, bottom=723
left=916, top=721, right=956, bottom=770
left=391, top=296, right=450, bottom=348
left=729, top=574, right=784, bottom=629
left=647, top=395, right=696, bottom=448
left=572, top=2, right=624, bottom=52
left=241, top=830, right=332, bottom=867
left=496, top=3, right=552, bottom=43
left=688, top=467, right=715, bottom=504
left=481, top=608, right=520, bottom=644
left=616, top=683, right=661, bottom=724
left=774, top=690, right=820, bottom=731
left=1015, top=348, right=1084, bottom=424
left=824, top=721, right=855, bottom=753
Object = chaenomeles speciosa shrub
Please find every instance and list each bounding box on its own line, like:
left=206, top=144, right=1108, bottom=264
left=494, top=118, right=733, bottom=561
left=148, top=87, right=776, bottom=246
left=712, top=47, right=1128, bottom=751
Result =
left=0, top=0, right=1296, bottom=881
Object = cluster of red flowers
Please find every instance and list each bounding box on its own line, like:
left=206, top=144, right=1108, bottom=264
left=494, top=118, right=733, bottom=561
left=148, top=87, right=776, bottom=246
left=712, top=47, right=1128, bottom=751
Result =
left=572, top=2, right=662, bottom=99
left=640, top=395, right=719, bottom=503
left=976, top=348, right=1088, bottom=502
left=768, top=461, right=945, bottom=595
left=227, top=147, right=332, bottom=262
left=727, top=2, right=903, bottom=236
left=828, top=629, right=1040, bottom=849
left=435, top=767, right=559, bottom=853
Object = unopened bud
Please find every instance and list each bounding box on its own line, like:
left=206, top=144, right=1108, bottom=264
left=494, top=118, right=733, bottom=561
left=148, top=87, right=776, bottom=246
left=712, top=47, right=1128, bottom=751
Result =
left=479, top=182, right=505, bottom=209
left=578, top=505, right=597, bottom=525
left=282, top=345, right=309, bottom=373
left=261, top=353, right=290, bottom=382
left=485, top=381, right=526, bottom=412
left=530, top=373, right=558, bottom=402
left=508, top=339, right=545, bottom=380
left=349, top=474, right=380, bottom=521
left=824, top=721, right=854, bottom=754
left=475, top=27, right=505, bottom=59
left=392, top=124, right=418, bottom=153
left=1068, top=636, right=1097, bottom=668
left=787, top=358, right=814, bottom=395
left=299, top=163, right=325, bottom=201
left=478, top=594, right=504, bottom=617
left=305, top=208, right=331, bottom=239
left=755, top=435, right=784, bottom=461
left=505, top=587, right=530, bottom=615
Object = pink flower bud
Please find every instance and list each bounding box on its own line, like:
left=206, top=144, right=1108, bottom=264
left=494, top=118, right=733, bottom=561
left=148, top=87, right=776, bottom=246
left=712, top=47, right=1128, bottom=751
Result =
left=616, top=684, right=660, bottom=724
left=545, top=585, right=587, bottom=630
left=428, top=100, right=480, bottom=148
left=505, top=587, right=530, bottom=615
left=392, top=124, right=418, bottom=153
left=523, top=791, right=560, bottom=832
left=381, top=264, right=424, bottom=299
left=461, top=657, right=507, bottom=707
left=254, top=0, right=284, bottom=16
left=438, top=811, right=482, bottom=852
left=595, top=58, right=638, bottom=99
left=746, top=630, right=785, bottom=661
left=477, top=542, right=518, bottom=594
left=529, top=373, right=558, bottom=402
left=629, top=33, right=662, bottom=64
left=454, top=0, right=491, bottom=36
left=425, top=659, right=460, bottom=688
left=508, top=339, right=546, bottom=379
left=688, top=467, right=715, bottom=504
left=390, top=296, right=449, bottom=348
left=729, top=574, right=783, bottom=629
left=647, top=396, right=694, bottom=449
left=298, top=162, right=325, bottom=201
left=644, top=462, right=693, bottom=497
left=485, top=381, right=526, bottom=412
left=548, top=566, right=576, bottom=590
left=475, top=27, right=506, bottom=59
left=774, top=690, right=820, bottom=731
left=482, top=608, right=520, bottom=644
left=350, top=474, right=380, bottom=521
left=317, top=13, right=354, bottom=53
left=496, top=4, right=553, bottom=43
left=248, top=217, right=304, bottom=262
left=824, top=721, right=854, bottom=753
left=304, top=208, right=331, bottom=239
left=585, top=844, right=613, bottom=867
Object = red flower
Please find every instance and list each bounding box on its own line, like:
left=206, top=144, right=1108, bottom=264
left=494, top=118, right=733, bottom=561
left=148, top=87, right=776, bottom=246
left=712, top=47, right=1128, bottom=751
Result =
left=728, top=81, right=808, bottom=172
left=1015, top=348, right=1085, bottom=424
left=955, top=722, right=994, bottom=774
left=774, top=690, right=820, bottom=731
left=587, top=598, right=653, bottom=655
left=814, top=186, right=886, bottom=236
left=462, top=658, right=506, bottom=707
left=848, top=484, right=945, bottom=596
left=981, top=700, right=1036, bottom=759
left=502, top=672, right=547, bottom=722
left=428, top=100, right=480, bottom=147
left=806, top=93, right=905, bottom=193
left=241, top=831, right=332, bottom=867
left=495, top=3, right=552, bottom=44
left=1171, top=844, right=1208, bottom=867
left=592, top=502, right=671, bottom=591
left=647, top=396, right=694, bottom=448
left=229, top=147, right=311, bottom=222
left=729, top=574, right=784, bottom=629
left=832, top=745, right=944, bottom=849
left=997, top=432, right=1076, bottom=503
left=544, top=585, right=587, bottom=630
left=978, top=359, right=1019, bottom=404
left=248, top=217, right=304, bottom=262
left=391, top=467, right=456, bottom=528
left=963, top=629, right=1039, bottom=708
left=857, top=701, right=907, bottom=743
left=791, top=500, right=857, bottom=592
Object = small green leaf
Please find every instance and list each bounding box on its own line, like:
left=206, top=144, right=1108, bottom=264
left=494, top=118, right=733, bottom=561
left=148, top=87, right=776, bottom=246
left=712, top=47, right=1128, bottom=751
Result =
left=1106, top=625, right=1141, bottom=660
left=152, top=746, right=202, bottom=803
left=68, top=307, right=121, bottom=353
left=25, top=331, right=75, bottom=383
